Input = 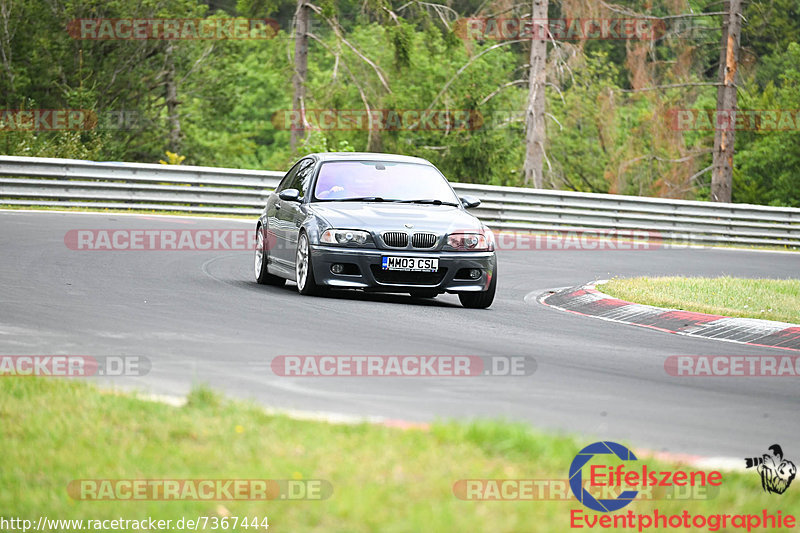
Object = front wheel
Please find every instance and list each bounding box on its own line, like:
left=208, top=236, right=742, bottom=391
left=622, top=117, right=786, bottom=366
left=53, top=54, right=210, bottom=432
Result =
left=295, top=232, right=323, bottom=295
left=458, top=268, right=496, bottom=309
left=255, top=225, right=285, bottom=286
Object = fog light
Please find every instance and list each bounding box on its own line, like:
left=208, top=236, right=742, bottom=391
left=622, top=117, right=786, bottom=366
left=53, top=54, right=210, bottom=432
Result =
left=469, top=268, right=482, bottom=279
left=331, top=264, right=345, bottom=274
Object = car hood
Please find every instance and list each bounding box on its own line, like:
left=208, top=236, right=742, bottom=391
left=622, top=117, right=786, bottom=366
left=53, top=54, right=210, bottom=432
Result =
left=309, top=202, right=482, bottom=234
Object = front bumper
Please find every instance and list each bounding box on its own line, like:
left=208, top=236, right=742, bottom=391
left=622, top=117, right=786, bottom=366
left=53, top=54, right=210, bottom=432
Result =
left=310, top=245, right=496, bottom=293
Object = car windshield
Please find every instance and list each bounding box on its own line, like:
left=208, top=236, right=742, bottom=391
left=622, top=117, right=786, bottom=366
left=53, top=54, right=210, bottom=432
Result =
left=313, top=161, right=459, bottom=204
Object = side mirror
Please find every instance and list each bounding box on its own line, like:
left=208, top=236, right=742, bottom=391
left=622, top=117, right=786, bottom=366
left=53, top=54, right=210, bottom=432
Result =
left=460, top=195, right=481, bottom=209
left=278, top=188, right=301, bottom=202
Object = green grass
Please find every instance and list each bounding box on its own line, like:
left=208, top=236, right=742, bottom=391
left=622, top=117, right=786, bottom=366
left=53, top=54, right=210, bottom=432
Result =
left=2, top=379, right=798, bottom=532
left=602, top=276, right=800, bottom=324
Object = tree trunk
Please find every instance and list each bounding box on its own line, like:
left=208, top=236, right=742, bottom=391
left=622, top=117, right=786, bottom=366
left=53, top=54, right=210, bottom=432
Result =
left=0, top=0, right=16, bottom=100
left=711, top=0, right=742, bottom=203
left=291, top=0, right=310, bottom=151
left=165, top=42, right=181, bottom=153
left=523, top=0, right=547, bottom=188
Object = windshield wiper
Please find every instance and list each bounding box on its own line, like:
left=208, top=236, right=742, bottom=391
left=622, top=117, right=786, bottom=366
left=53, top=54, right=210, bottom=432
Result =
left=326, top=197, right=401, bottom=202
left=397, top=199, right=460, bottom=207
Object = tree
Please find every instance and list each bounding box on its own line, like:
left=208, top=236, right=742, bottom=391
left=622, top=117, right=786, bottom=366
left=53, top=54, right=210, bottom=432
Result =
left=165, top=43, right=181, bottom=153
left=711, top=0, right=743, bottom=202
left=291, top=0, right=310, bottom=151
left=522, top=0, right=548, bottom=188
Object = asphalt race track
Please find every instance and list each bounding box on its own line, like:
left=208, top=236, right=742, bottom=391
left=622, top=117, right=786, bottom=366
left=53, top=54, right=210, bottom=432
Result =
left=2, top=210, right=799, bottom=458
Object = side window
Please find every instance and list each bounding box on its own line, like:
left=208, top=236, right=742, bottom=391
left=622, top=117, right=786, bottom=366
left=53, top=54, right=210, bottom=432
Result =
left=293, top=159, right=315, bottom=199
left=276, top=161, right=302, bottom=193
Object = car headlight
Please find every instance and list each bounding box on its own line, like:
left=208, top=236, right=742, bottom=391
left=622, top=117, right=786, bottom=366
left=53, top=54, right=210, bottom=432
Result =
left=484, top=227, right=496, bottom=250
left=446, top=232, right=492, bottom=251
left=320, top=229, right=371, bottom=245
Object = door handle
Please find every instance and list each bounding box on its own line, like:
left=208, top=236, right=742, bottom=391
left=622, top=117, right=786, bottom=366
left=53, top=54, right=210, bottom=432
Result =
left=275, top=202, right=281, bottom=210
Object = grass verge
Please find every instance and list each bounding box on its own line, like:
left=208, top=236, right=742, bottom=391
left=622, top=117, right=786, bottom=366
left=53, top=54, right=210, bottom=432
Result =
left=601, top=276, right=800, bottom=324
left=1, top=378, right=797, bottom=532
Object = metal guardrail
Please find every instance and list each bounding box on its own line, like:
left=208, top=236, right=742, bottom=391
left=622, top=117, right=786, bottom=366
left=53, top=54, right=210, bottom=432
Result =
left=1, top=155, right=799, bottom=247
left=0, top=156, right=281, bottom=215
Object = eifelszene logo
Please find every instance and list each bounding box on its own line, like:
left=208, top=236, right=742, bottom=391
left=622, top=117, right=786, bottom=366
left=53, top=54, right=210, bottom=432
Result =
left=568, top=441, right=723, bottom=513
left=569, top=441, right=639, bottom=512
left=745, top=444, right=796, bottom=495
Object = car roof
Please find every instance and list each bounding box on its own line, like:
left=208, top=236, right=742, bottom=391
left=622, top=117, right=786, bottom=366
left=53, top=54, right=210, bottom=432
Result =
left=309, top=152, right=433, bottom=165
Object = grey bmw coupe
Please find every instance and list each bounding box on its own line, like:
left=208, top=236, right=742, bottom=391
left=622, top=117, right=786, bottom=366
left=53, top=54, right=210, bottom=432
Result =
left=254, top=152, right=497, bottom=308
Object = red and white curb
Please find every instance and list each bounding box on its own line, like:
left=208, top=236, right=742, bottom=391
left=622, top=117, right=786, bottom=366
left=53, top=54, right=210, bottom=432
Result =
left=539, top=281, right=800, bottom=352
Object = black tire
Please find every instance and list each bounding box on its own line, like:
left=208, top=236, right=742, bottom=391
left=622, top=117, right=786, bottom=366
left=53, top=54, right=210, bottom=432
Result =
left=410, top=290, right=438, bottom=299
left=254, top=225, right=285, bottom=286
left=295, top=232, right=323, bottom=296
left=458, top=267, right=497, bottom=309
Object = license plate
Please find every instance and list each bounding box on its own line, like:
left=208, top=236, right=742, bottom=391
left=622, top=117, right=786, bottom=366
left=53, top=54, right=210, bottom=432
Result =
left=381, top=256, right=438, bottom=272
